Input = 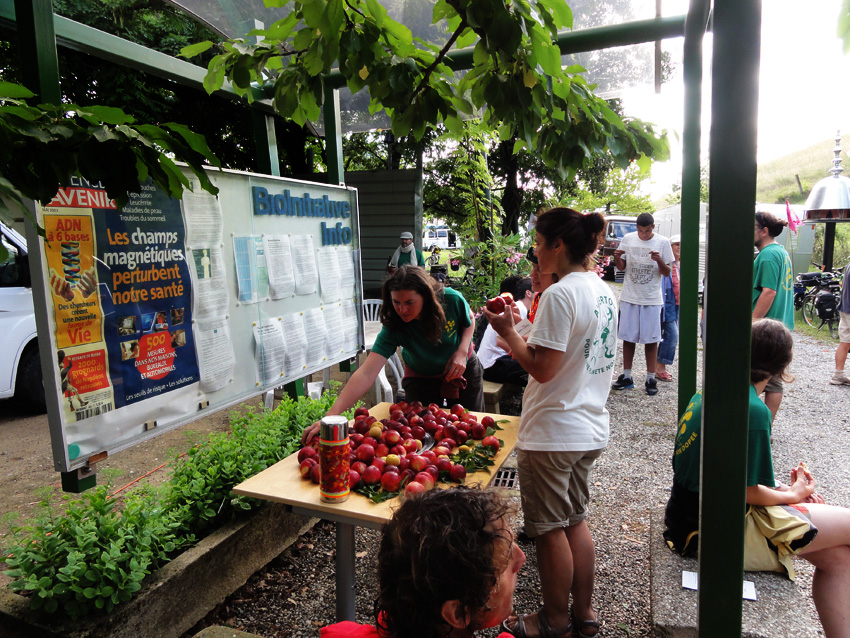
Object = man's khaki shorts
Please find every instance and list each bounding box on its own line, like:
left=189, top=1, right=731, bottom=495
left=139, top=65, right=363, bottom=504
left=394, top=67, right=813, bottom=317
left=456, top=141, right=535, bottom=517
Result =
left=517, top=448, right=604, bottom=537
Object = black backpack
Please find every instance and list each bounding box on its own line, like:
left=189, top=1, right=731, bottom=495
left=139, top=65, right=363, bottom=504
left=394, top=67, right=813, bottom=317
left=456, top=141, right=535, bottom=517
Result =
left=816, top=292, right=837, bottom=320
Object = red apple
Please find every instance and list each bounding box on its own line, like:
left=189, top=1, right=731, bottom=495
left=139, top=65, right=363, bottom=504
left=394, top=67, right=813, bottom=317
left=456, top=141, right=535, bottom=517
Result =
left=481, top=415, right=496, bottom=428
left=299, top=458, right=318, bottom=478
left=371, top=457, right=386, bottom=473
left=354, top=406, right=370, bottom=418
left=362, top=465, right=382, bottom=485
left=355, top=444, right=375, bottom=464
left=297, top=447, right=319, bottom=463
left=428, top=402, right=441, bottom=414
left=352, top=460, right=368, bottom=476
left=447, top=413, right=459, bottom=423
left=310, top=463, right=322, bottom=484
left=440, top=438, right=457, bottom=451
left=349, top=433, right=365, bottom=446
left=444, top=424, right=459, bottom=439
left=398, top=456, right=410, bottom=471
left=471, top=423, right=486, bottom=440
left=383, top=464, right=399, bottom=474
left=365, top=416, right=378, bottom=425
left=402, top=439, right=419, bottom=455
left=461, top=413, right=477, bottom=423
left=390, top=444, right=407, bottom=456
left=421, top=450, right=437, bottom=464
left=405, top=481, right=427, bottom=497
left=482, top=435, right=500, bottom=453
left=349, top=469, right=361, bottom=488
left=354, top=419, right=371, bottom=435
left=362, top=436, right=378, bottom=449
left=433, top=445, right=452, bottom=458
left=409, top=455, right=430, bottom=472
left=436, top=457, right=452, bottom=472
left=414, top=472, right=436, bottom=490
left=486, top=295, right=506, bottom=313
left=381, top=471, right=403, bottom=492
left=449, top=463, right=467, bottom=482
left=450, top=404, right=466, bottom=415
left=411, top=426, right=426, bottom=440
left=456, top=430, right=468, bottom=444
left=375, top=443, right=390, bottom=458
left=384, top=430, right=402, bottom=445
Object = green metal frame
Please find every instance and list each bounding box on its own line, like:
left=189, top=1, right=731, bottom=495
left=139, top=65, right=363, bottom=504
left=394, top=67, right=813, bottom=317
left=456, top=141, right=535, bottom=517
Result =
left=700, top=1, right=762, bottom=634
left=6, top=2, right=768, bottom=632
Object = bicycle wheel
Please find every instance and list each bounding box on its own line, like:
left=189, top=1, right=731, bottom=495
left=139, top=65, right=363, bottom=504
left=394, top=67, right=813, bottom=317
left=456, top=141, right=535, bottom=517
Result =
left=802, top=296, right=817, bottom=328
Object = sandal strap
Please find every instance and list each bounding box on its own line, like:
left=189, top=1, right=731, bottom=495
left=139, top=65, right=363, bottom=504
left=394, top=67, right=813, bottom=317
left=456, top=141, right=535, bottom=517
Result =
left=538, top=608, right=572, bottom=638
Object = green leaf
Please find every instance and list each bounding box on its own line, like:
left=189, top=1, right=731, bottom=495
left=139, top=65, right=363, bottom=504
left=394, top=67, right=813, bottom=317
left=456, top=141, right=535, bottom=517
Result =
left=179, top=41, right=214, bottom=59
left=76, top=105, right=135, bottom=126
left=0, top=81, right=35, bottom=99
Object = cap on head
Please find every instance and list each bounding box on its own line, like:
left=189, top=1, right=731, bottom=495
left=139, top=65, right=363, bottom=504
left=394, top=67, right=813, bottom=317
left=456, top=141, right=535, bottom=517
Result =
left=670, top=234, right=681, bottom=245
left=636, top=212, right=655, bottom=227
left=400, top=232, right=414, bottom=240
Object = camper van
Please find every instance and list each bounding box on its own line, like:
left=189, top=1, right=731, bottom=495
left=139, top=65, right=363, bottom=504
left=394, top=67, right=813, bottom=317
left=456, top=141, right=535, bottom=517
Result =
left=423, top=226, right=459, bottom=250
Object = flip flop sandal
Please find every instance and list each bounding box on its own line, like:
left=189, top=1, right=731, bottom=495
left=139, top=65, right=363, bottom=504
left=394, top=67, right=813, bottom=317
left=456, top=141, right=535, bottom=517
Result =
left=571, top=608, right=599, bottom=638
left=656, top=371, right=674, bottom=381
left=502, top=609, right=572, bottom=638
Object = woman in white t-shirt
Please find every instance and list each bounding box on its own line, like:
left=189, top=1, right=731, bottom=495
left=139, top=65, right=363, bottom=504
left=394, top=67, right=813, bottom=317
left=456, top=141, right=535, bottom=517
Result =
left=485, top=207, right=617, bottom=638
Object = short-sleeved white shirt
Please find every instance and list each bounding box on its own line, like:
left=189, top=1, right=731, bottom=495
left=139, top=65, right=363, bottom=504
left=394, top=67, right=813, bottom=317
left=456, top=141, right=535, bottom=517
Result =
left=618, top=232, right=674, bottom=306
left=518, top=272, right=617, bottom=452
left=478, top=302, right=528, bottom=369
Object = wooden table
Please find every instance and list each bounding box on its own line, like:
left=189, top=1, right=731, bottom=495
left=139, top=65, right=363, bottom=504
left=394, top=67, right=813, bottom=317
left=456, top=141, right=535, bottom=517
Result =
left=233, top=402, right=520, bottom=620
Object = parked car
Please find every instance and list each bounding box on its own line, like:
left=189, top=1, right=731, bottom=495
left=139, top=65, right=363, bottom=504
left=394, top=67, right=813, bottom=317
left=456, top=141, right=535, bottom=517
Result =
left=599, top=214, right=638, bottom=281
left=0, top=220, right=45, bottom=411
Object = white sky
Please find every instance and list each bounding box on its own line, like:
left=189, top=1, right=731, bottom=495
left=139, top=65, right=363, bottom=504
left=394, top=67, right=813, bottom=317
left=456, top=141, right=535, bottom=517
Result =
left=620, top=0, right=850, bottom=198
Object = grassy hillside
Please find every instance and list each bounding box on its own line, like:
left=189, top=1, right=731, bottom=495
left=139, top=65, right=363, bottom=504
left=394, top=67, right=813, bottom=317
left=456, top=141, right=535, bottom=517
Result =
left=757, top=136, right=850, bottom=205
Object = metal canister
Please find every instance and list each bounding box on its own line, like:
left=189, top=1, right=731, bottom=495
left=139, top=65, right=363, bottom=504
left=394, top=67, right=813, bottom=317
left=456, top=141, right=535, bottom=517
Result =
left=319, top=415, right=350, bottom=503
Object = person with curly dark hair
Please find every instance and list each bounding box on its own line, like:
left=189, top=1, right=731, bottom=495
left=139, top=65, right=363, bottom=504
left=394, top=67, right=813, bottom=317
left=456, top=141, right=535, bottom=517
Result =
left=320, top=487, right=525, bottom=638
left=303, top=265, right=483, bottom=443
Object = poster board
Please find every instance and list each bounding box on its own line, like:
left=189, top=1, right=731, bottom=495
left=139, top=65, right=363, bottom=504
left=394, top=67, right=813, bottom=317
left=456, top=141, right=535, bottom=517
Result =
left=27, top=167, right=363, bottom=473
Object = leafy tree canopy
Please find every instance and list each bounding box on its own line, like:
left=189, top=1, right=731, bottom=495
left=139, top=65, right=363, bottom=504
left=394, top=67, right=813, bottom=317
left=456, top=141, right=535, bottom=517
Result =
left=185, top=0, right=669, bottom=181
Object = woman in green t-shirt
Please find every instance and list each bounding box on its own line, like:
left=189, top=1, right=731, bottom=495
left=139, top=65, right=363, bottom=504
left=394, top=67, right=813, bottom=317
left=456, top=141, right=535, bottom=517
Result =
left=303, top=266, right=483, bottom=443
left=666, top=318, right=850, bottom=638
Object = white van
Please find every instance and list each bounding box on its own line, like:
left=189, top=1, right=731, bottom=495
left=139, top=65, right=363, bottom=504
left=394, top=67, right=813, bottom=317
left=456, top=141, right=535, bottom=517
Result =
left=423, top=226, right=458, bottom=250
left=0, top=220, right=44, bottom=411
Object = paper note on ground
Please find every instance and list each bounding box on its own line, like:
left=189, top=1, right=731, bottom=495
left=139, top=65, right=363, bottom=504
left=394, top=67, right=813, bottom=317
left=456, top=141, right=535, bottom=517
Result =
left=682, top=571, right=757, bottom=601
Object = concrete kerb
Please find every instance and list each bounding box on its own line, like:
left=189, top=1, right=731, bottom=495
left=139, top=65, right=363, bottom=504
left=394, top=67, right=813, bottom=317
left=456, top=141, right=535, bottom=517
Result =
left=0, top=504, right=316, bottom=638
left=649, top=508, right=817, bottom=637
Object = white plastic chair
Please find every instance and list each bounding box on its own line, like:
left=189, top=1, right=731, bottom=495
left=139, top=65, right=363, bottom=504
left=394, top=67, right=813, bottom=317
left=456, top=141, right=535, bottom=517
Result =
left=385, top=352, right=405, bottom=400
left=362, top=298, right=382, bottom=322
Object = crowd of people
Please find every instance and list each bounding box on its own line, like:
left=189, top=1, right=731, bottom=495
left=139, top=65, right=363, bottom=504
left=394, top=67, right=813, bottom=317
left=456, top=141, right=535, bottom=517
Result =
left=303, top=209, right=850, bottom=638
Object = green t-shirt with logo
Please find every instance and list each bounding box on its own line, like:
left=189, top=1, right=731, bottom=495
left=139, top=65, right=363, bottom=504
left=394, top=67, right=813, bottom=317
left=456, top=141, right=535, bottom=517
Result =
left=370, top=287, right=471, bottom=376
left=397, top=249, right=425, bottom=268
left=752, top=243, right=795, bottom=329
left=673, top=385, right=775, bottom=493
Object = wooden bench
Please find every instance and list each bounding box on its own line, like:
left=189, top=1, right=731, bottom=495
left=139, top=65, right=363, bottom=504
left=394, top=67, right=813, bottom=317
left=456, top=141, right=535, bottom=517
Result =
left=649, top=509, right=817, bottom=637
left=482, top=380, right=522, bottom=414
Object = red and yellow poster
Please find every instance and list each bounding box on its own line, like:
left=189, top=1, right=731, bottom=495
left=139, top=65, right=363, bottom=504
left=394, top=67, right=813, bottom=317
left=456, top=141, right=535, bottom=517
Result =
left=43, top=214, right=104, bottom=350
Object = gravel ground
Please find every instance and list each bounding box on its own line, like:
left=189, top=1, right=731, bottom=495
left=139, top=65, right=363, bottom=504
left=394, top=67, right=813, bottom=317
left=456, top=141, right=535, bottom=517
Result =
left=184, top=299, right=850, bottom=638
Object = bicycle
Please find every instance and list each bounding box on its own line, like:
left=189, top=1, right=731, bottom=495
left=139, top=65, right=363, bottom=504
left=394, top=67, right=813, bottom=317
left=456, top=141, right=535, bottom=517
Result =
left=800, top=270, right=842, bottom=339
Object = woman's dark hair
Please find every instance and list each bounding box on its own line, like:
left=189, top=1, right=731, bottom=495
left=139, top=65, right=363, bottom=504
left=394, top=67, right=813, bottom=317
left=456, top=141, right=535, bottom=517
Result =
left=375, top=487, right=515, bottom=638
left=380, top=266, right=447, bottom=344
left=535, top=207, right=606, bottom=269
left=755, top=211, right=788, bottom=238
left=751, top=318, right=794, bottom=383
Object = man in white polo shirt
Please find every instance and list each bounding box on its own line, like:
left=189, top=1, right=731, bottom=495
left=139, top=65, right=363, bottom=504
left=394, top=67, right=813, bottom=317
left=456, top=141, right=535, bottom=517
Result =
left=611, top=213, right=674, bottom=396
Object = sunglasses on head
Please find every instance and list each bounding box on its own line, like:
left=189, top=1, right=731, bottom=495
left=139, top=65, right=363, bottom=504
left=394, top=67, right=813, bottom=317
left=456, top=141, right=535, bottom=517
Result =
left=526, top=246, right=538, bottom=264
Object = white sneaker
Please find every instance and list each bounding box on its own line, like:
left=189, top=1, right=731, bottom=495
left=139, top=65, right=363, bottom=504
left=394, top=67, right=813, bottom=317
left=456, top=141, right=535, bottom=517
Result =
left=830, top=371, right=850, bottom=385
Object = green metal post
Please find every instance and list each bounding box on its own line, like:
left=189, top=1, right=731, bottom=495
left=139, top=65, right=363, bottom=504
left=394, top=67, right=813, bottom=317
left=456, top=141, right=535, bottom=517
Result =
left=252, top=111, right=280, bottom=176
left=677, top=0, right=710, bottom=418
left=323, top=82, right=344, bottom=186
left=14, top=0, right=61, bottom=104
left=699, top=1, right=762, bottom=636
left=283, top=378, right=306, bottom=400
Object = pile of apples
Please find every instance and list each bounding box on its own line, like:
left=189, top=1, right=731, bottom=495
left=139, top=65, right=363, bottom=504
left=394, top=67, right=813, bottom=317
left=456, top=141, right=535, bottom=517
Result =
left=297, top=400, right=501, bottom=498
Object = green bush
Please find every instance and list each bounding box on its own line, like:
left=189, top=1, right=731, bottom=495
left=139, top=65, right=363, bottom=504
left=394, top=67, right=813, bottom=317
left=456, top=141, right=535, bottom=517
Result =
left=2, top=390, right=353, bottom=619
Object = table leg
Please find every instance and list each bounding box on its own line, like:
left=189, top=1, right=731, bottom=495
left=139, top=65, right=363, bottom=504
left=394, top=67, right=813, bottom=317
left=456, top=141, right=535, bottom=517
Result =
left=336, top=521, right=356, bottom=621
